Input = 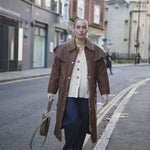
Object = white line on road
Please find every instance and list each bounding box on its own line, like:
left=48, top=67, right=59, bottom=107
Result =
left=84, top=81, right=136, bottom=147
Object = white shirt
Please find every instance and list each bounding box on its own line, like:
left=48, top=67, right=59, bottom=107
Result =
left=68, top=50, right=89, bottom=98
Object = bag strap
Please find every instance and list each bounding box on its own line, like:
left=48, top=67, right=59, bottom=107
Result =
left=30, top=101, right=53, bottom=150
left=47, top=101, right=53, bottom=113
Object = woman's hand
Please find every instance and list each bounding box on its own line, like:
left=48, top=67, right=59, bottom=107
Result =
left=102, top=94, right=108, bottom=107
left=47, top=93, right=54, bottom=102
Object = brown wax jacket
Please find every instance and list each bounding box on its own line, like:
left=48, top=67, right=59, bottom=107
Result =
left=48, top=37, right=110, bottom=143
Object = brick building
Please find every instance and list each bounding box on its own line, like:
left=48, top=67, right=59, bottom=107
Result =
left=67, top=0, right=105, bottom=45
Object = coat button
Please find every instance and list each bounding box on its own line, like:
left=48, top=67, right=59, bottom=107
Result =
left=68, top=76, right=71, bottom=79
left=77, top=60, right=80, bottom=63
left=88, top=76, right=91, bottom=79
left=72, top=61, right=74, bottom=64
left=77, top=68, right=80, bottom=71
left=77, top=76, right=79, bottom=79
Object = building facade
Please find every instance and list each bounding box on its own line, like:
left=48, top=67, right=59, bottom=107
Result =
left=104, top=0, right=150, bottom=61
left=0, top=0, right=105, bottom=72
left=68, top=0, right=105, bottom=45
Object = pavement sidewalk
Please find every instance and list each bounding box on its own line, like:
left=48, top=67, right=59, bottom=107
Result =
left=0, top=63, right=149, bottom=83
left=94, top=79, right=150, bottom=150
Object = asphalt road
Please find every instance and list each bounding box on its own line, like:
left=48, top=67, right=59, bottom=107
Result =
left=0, top=65, right=150, bottom=150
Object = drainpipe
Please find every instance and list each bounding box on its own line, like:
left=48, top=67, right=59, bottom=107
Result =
left=136, top=0, right=141, bottom=54
left=128, top=11, right=132, bottom=58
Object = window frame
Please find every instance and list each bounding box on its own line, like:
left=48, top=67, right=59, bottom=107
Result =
left=77, top=0, right=85, bottom=19
left=94, top=4, right=100, bottom=24
left=25, top=0, right=61, bottom=14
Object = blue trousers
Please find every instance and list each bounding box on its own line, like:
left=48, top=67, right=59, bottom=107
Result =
left=62, top=97, right=89, bottom=150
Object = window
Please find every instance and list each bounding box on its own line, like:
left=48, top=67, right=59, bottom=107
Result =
left=51, top=0, right=59, bottom=13
left=8, top=26, right=15, bottom=60
left=35, top=0, right=42, bottom=6
left=27, top=0, right=61, bottom=13
left=94, top=5, right=100, bottom=24
left=55, top=31, right=66, bottom=45
left=45, top=0, right=51, bottom=9
left=77, top=0, right=84, bottom=18
left=63, top=0, right=70, bottom=22
left=55, top=29, right=66, bottom=46
left=18, top=23, right=23, bottom=63
left=33, top=26, right=46, bottom=68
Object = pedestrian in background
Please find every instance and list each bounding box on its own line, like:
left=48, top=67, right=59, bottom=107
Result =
left=135, top=52, right=141, bottom=64
left=47, top=18, right=110, bottom=150
left=106, top=50, right=113, bottom=75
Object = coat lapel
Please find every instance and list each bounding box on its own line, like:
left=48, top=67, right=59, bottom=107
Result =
left=68, top=37, right=94, bottom=52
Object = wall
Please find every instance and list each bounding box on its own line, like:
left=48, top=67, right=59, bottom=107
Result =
left=0, top=0, right=62, bottom=70
left=105, top=0, right=150, bottom=60
left=105, top=1, right=129, bottom=56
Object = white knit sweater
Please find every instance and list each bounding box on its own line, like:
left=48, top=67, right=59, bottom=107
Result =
left=68, top=50, right=89, bottom=98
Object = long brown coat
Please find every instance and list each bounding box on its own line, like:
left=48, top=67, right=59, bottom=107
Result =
left=48, top=37, right=110, bottom=143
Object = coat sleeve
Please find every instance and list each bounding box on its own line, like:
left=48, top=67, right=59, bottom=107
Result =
left=95, top=57, right=110, bottom=95
left=47, top=55, right=61, bottom=94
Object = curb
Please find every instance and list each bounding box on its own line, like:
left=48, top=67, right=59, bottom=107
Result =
left=112, top=63, right=149, bottom=68
left=0, top=74, right=50, bottom=83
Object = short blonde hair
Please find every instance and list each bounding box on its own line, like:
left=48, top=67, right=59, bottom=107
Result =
left=73, top=18, right=88, bottom=28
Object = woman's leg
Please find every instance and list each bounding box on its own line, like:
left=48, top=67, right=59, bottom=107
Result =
left=73, top=98, right=89, bottom=150
left=62, top=97, right=82, bottom=150
left=110, top=63, right=113, bottom=75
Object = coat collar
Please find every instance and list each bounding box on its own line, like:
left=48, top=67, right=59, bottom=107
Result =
left=68, top=36, right=94, bottom=51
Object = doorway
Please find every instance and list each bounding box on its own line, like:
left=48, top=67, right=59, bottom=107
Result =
left=0, top=16, right=19, bottom=71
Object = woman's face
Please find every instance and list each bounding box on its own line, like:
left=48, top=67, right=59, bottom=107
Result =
left=74, top=20, right=88, bottom=39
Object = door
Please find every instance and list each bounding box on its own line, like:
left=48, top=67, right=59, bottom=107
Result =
left=0, top=16, right=18, bottom=71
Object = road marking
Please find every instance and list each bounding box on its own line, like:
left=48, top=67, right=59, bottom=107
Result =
left=94, top=78, right=150, bottom=150
left=94, top=87, right=137, bottom=150
left=97, top=102, right=103, bottom=105
left=108, top=94, right=116, bottom=97
left=84, top=78, right=150, bottom=148
left=84, top=83, right=134, bottom=146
